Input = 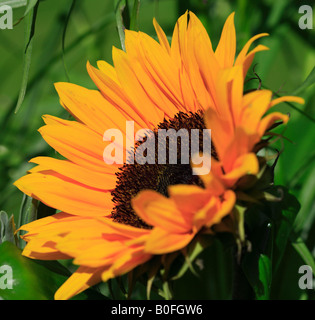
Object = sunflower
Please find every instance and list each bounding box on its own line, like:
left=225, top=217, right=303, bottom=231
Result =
left=200, top=65, right=304, bottom=192
left=14, top=11, right=303, bottom=300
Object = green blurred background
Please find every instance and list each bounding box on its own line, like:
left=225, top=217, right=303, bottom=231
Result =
left=0, top=0, right=314, bottom=299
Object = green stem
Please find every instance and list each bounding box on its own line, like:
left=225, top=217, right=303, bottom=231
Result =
left=162, top=280, right=172, bottom=300
left=115, top=0, right=128, bottom=51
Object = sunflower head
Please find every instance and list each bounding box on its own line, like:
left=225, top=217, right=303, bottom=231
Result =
left=13, top=10, right=304, bottom=300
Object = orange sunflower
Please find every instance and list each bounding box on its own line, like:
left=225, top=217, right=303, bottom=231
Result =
left=200, top=65, right=304, bottom=193
left=14, top=11, right=303, bottom=300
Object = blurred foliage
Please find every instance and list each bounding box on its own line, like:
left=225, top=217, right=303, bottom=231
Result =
left=0, top=0, right=314, bottom=300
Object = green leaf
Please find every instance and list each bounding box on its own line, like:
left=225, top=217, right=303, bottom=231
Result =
left=0, top=241, right=65, bottom=300
left=293, top=67, right=315, bottom=95
left=17, top=195, right=39, bottom=249
left=17, top=195, right=38, bottom=228
left=242, top=186, right=301, bottom=299
left=0, top=242, right=104, bottom=300
left=291, top=235, right=315, bottom=277
left=130, top=0, right=140, bottom=31
left=62, top=0, right=76, bottom=82
left=14, top=1, right=39, bottom=113
left=23, top=0, right=38, bottom=17
left=115, top=0, right=130, bottom=51
left=243, top=253, right=272, bottom=300
left=16, top=195, right=56, bottom=249
left=266, top=0, right=289, bottom=28
left=293, top=165, right=315, bottom=234
left=258, top=255, right=272, bottom=298
left=0, top=211, right=17, bottom=246
left=263, top=186, right=300, bottom=272
left=242, top=213, right=272, bottom=300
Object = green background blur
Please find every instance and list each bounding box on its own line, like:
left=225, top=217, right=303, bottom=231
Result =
left=0, top=0, right=314, bottom=299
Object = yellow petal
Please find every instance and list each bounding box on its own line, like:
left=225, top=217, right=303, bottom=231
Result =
left=102, top=248, right=151, bottom=282
left=132, top=190, right=191, bottom=233
left=240, top=44, right=269, bottom=77
left=144, top=228, right=194, bottom=254
left=171, top=11, right=189, bottom=62
left=22, top=238, right=71, bottom=260
left=194, top=190, right=236, bottom=228
left=204, top=107, right=233, bottom=161
left=223, top=153, right=259, bottom=182
left=215, top=12, right=236, bottom=68
left=86, top=61, right=149, bottom=129
left=258, top=112, right=289, bottom=136
left=235, top=33, right=269, bottom=70
left=269, top=96, right=305, bottom=108
left=112, top=46, right=165, bottom=126
left=54, top=82, right=135, bottom=141
left=14, top=173, right=113, bottom=216
left=168, top=184, right=210, bottom=217
left=73, top=242, right=127, bottom=268
left=29, top=157, right=117, bottom=190
left=241, top=90, right=273, bottom=132
left=55, top=266, right=104, bottom=300
left=39, top=117, right=121, bottom=173
left=153, top=17, right=171, bottom=53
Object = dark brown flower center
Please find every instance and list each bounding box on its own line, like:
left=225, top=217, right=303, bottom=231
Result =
left=111, top=110, right=216, bottom=229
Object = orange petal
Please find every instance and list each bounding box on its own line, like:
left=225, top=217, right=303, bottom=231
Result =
left=204, top=107, right=233, bottom=161
left=240, top=44, right=269, bottom=77
left=215, top=12, right=236, bottom=68
left=170, top=10, right=189, bottom=62
left=29, top=157, right=117, bottom=190
left=55, top=266, right=104, bottom=300
left=72, top=242, right=128, bottom=268
left=269, top=96, right=305, bottom=108
left=144, top=227, right=195, bottom=254
left=223, top=152, right=259, bottom=184
left=136, top=31, right=186, bottom=113
left=95, top=217, right=150, bottom=238
left=221, top=127, right=256, bottom=171
left=168, top=184, right=210, bottom=217
left=194, top=190, right=236, bottom=228
left=54, top=82, right=134, bottom=141
left=102, top=248, right=151, bottom=282
left=189, top=16, right=219, bottom=106
left=86, top=61, right=149, bottom=129
left=153, top=17, right=171, bottom=53
left=38, top=118, right=121, bottom=173
left=258, top=112, right=289, bottom=136
left=112, top=46, right=165, bottom=126
left=235, top=32, right=269, bottom=76
left=240, top=90, right=273, bottom=132
left=14, top=173, right=113, bottom=216
left=132, top=190, right=191, bottom=233
left=96, top=60, right=119, bottom=83
left=123, top=31, right=183, bottom=118
left=22, top=238, right=71, bottom=260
